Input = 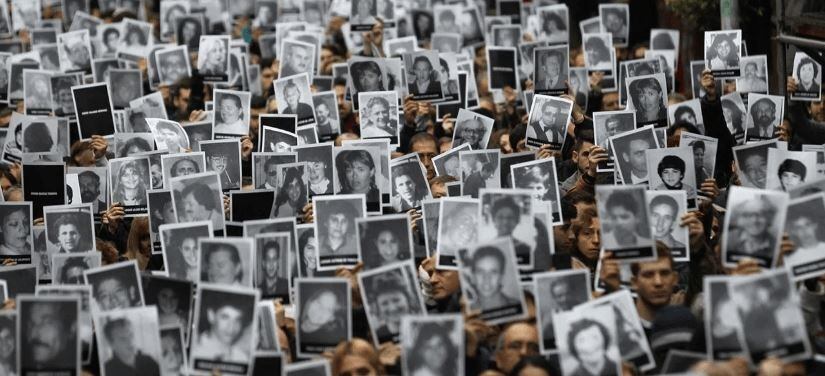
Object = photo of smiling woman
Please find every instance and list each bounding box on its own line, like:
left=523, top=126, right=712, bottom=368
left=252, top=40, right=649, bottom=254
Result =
left=160, top=222, right=212, bottom=283
left=296, top=278, right=351, bottom=357
left=0, top=202, right=32, bottom=259
left=272, top=164, right=308, bottom=218
left=356, top=214, right=413, bottom=270
left=336, top=149, right=381, bottom=212
left=627, top=74, right=668, bottom=128
left=108, top=157, right=151, bottom=215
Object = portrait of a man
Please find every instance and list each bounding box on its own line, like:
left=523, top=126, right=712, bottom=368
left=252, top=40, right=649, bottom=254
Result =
left=648, top=194, right=687, bottom=255
left=21, top=299, right=78, bottom=373
left=102, top=317, right=161, bottom=375
left=527, top=98, right=568, bottom=145
left=279, top=40, right=314, bottom=79
left=191, top=291, right=255, bottom=364
left=213, top=91, right=249, bottom=136
left=601, top=188, right=651, bottom=250
left=257, top=239, right=288, bottom=299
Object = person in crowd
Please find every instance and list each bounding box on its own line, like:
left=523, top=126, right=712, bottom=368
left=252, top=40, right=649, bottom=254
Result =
left=258, top=240, right=288, bottom=297
left=273, top=166, right=307, bottom=217
left=103, top=318, right=161, bottom=374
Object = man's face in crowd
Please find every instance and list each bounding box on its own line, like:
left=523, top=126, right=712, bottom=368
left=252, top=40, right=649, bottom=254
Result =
left=326, top=213, right=349, bottom=239
left=207, top=248, right=240, bottom=284
left=632, top=257, right=676, bottom=308
left=605, top=13, right=623, bottom=32
left=316, top=103, right=330, bottom=124
left=573, top=140, right=595, bottom=174
left=495, top=323, right=539, bottom=374
left=602, top=92, right=619, bottom=111
left=209, top=155, right=228, bottom=173
left=109, top=322, right=137, bottom=363
left=609, top=205, right=639, bottom=235
left=753, top=101, right=775, bottom=128
left=411, top=140, right=437, bottom=180
left=743, top=154, right=767, bottom=187
left=207, top=305, right=243, bottom=345
left=550, top=282, right=571, bottom=309
left=745, top=63, right=757, bottom=77
left=174, top=159, right=198, bottom=176
left=650, top=203, right=676, bottom=238
left=413, top=60, right=430, bottom=80
left=58, top=223, right=81, bottom=251
left=285, top=86, right=300, bottom=108
left=395, top=175, right=415, bottom=202
left=541, top=104, right=559, bottom=126
left=220, top=98, right=241, bottom=123
left=625, top=139, right=652, bottom=175
left=493, top=206, right=518, bottom=236
left=605, top=118, right=622, bottom=137
left=544, top=55, right=561, bottom=78
left=287, top=45, right=311, bottom=73
left=97, top=277, right=131, bottom=311
left=263, top=247, right=279, bottom=279
left=79, top=174, right=100, bottom=202
left=461, top=119, right=484, bottom=144
left=28, top=302, right=68, bottom=363
left=473, top=254, right=503, bottom=299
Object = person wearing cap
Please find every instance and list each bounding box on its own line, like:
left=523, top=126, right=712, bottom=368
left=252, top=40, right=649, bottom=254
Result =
left=777, top=158, right=806, bottom=192
left=653, top=155, right=696, bottom=198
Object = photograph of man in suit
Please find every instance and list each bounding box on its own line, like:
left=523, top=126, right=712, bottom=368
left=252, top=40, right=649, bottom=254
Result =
left=528, top=99, right=567, bottom=145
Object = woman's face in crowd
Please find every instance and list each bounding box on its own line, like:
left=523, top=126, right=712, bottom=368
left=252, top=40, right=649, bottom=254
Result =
left=800, top=62, right=815, bottom=84
left=375, top=230, right=399, bottom=261
left=2, top=210, right=28, bottom=248
left=208, top=41, right=226, bottom=65
left=660, top=167, right=682, bottom=187
left=302, top=236, right=317, bottom=270
left=358, top=69, right=380, bottom=91
left=780, top=171, right=803, bottom=190
left=180, top=237, right=198, bottom=267
left=395, top=175, right=415, bottom=201
left=219, top=99, right=241, bottom=123
left=573, top=325, right=606, bottom=365
left=286, top=177, right=302, bottom=203
left=183, top=193, right=210, bottom=221
left=157, top=288, right=179, bottom=314
left=376, top=290, right=409, bottom=325
left=58, top=223, right=81, bottom=251
left=346, top=160, right=374, bottom=192
left=715, top=39, right=731, bottom=58
left=309, top=161, right=326, bottom=182
left=209, top=305, right=243, bottom=345
left=639, top=86, right=661, bottom=113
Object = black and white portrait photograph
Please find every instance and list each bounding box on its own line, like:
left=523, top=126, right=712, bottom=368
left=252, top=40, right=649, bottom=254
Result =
left=783, top=194, right=825, bottom=280
left=452, top=108, right=494, bottom=150
left=400, top=314, right=464, bottom=376
left=295, top=142, right=335, bottom=197
left=92, top=306, right=162, bottom=376
left=182, top=120, right=213, bottom=151
left=645, top=146, right=698, bottom=208
left=334, top=148, right=382, bottom=212
left=113, top=133, right=154, bottom=158
left=274, top=73, right=317, bottom=126
left=690, top=60, right=724, bottom=100
left=147, top=118, right=189, bottom=153
left=92, top=58, right=118, bottom=84
left=626, top=73, right=668, bottom=128
left=347, top=57, right=389, bottom=105
left=252, top=152, right=297, bottom=190
left=610, top=125, right=658, bottom=185
left=404, top=51, right=443, bottom=101
left=511, top=158, right=563, bottom=223
left=668, top=98, right=705, bottom=134
left=350, top=0, right=378, bottom=31
left=595, top=185, right=656, bottom=261
left=169, top=171, right=226, bottom=233
left=197, top=35, right=230, bottom=82
left=534, top=269, right=591, bottom=353
left=356, top=213, right=413, bottom=270
left=525, top=94, right=573, bottom=150
left=190, top=283, right=259, bottom=375
left=728, top=269, right=811, bottom=364
left=155, top=46, right=191, bottom=86
left=22, top=69, right=52, bottom=115
left=21, top=117, right=59, bottom=155
left=295, top=278, right=351, bottom=357
left=646, top=190, right=690, bottom=261
left=593, top=110, right=635, bottom=170
left=765, top=149, right=817, bottom=192
left=34, top=284, right=94, bottom=364
left=679, top=131, right=718, bottom=184
left=554, top=304, right=622, bottom=376
left=736, top=55, right=769, bottom=94
left=650, top=28, right=679, bottom=51
left=72, top=82, right=116, bottom=139
left=313, top=194, right=366, bottom=271
left=199, top=238, right=254, bottom=287
left=599, top=3, right=629, bottom=47
left=704, top=30, right=742, bottom=78
left=359, top=262, right=426, bottom=346
left=254, top=232, right=291, bottom=300
left=43, top=204, right=95, bottom=254
left=161, top=153, right=204, bottom=189
left=160, top=0, right=189, bottom=41
left=0, top=202, right=32, bottom=262
left=212, top=89, right=251, bottom=138
left=433, top=143, right=470, bottom=180
left=791, top=51, right=822, bottom=101
left=57, top=29, right=93, bottom=73
left=491, top=25, right=521, bottom=48
left=703, top=276, right=745, bottom=361
left=117, top=19, right=152, bottom=57
left=108, top=69, right=142, bottom=109
left=485, top=46, right=518, bottom=91
left=721, top=185, right=788, bottom=267
left=83, top=260, right=144, bottom=312
left=176, top=15, right=204, bottom=51
left=456, top=237, right=526, bottom=324
left=107, top=156, right=151, bottom=215
left=18, top=295, right=80, bottom=376
left=8, top=59, right=40, bottom=104
left=260, top=126, right=296, bottom=153
left=583, top=33, right=614, bottom=72
left=533, top=45, right=569, bottom=96
left=582, top=290, right=655, bottom=370
left=312, top=91, right=341, bottom=139
left=52, top=252, right=101, bottom=285
left=477, top=189, right=536, bottom=268
left=733, top=140, right=777, bottom=189
left=200, top=139, right=242, bottom=191
left=137, top=150, right=166, bottom=191
left=745, top=93, right=784, bottom=142
left=518, top=40, right=545, bottom=81
left=535, top=4, right=569, bottom=45
left=160, top=221, right=213, bottom=283
left=459, top=149, right=501, bottom=198
left=430, top=33, right=460, bottom=54
left=279, top=39, right=315, bottom=79
left=142, top=274, right=192, bottom=333
left=159, top=326, right=188, bottom=375
left=97, top=23, right=122, bottom=57
left=358, top=91, right=399, bottom=142
left=389, top=154, right=432, bottom=211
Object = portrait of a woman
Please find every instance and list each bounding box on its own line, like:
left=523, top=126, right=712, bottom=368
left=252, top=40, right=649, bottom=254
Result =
left=585, top=36, right=612, bottom=70
left=199, top=37, right=227, bottom=76
left=112, top=160, right=148, bottom=206
left=706, top=33, right=739, bottom=70
left=629, top=78, right=666, bottom=123
left=0, top=205, right=30, bottom=255
left=167, top=229, right=201, bottom=282
left=300, top=287, right=347, bottom=344
left=118, top=137, right=152, bottom=158
left=408, top=322, right=458, bottom=376
left=566, top=318, right=619, bottom=376
left=336, top=150, right=380, bottom=203
left=391, top=163, right=428, bottom=212
left=360, top=219, right=410, bottom=269
left=350, top=60, right=385, bottom=93
left=273, top=166, right=307, bottom=218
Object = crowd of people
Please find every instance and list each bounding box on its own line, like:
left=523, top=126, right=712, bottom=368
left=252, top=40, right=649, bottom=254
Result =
left=0, top=0, right=823, bottom=376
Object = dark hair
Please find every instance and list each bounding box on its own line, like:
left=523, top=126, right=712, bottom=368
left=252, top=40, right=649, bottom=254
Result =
left=673, top=106, right=696, bottom=124
left=492, top=196, right=520, bottom=217
left=409, top=321, right=458, bottom=374
left=336, top=150, right=376, bottom=194
left=412, top=55, right=433, bottom=72
left=59, top=256, right=90, bottom=282
left=567, top=318, right=611, bottom=361
left=707, top=33, right=739, bottom=66
left=629, top=78, right=663, bottom=106
left=103, top=317, right=132, bottom=342
left=721, top=99, right=745, bottom=132
left=657, top=155, right=686, bottom=176
left=605, top=190, right=639, bottom=215
left=509, top=356, right=555, bottom=376
left=631, top=242, right=674, bottom=275
left=351, top=61, right=383, bottom=92
left=119, top=137, right=152, bottom=158
left=649, top=194, right=679, bottom=217
left=471, top=246, right=505, bottom=272
left=778, top=158, right=807, bottom=180
left=170, top=158, right=200, bottom=177
left=585, top=36, right=610, bottom=64
left=797, top=57, right=820, bottom=81
left=123, top=24, right=147, bottom=45
left=689, top=140, right=706, bottom=152
left=392, top=162, right=427, bottom=201
left=203, top=243, right=242, bottom=282
left=23, top=122, right=53, bottom=152
left=651, top=33, right=675, bottom=49
left=261, top=240, right=280, bottom=260
left=541, top=12, right=566, bottom=33
left=102, top=28, right=120, bottom=44
left=275, top=166, right=307, bottom=210
left=180, top=182, right=218, bottom=211
left=78, top=170, right=101, bottom=184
